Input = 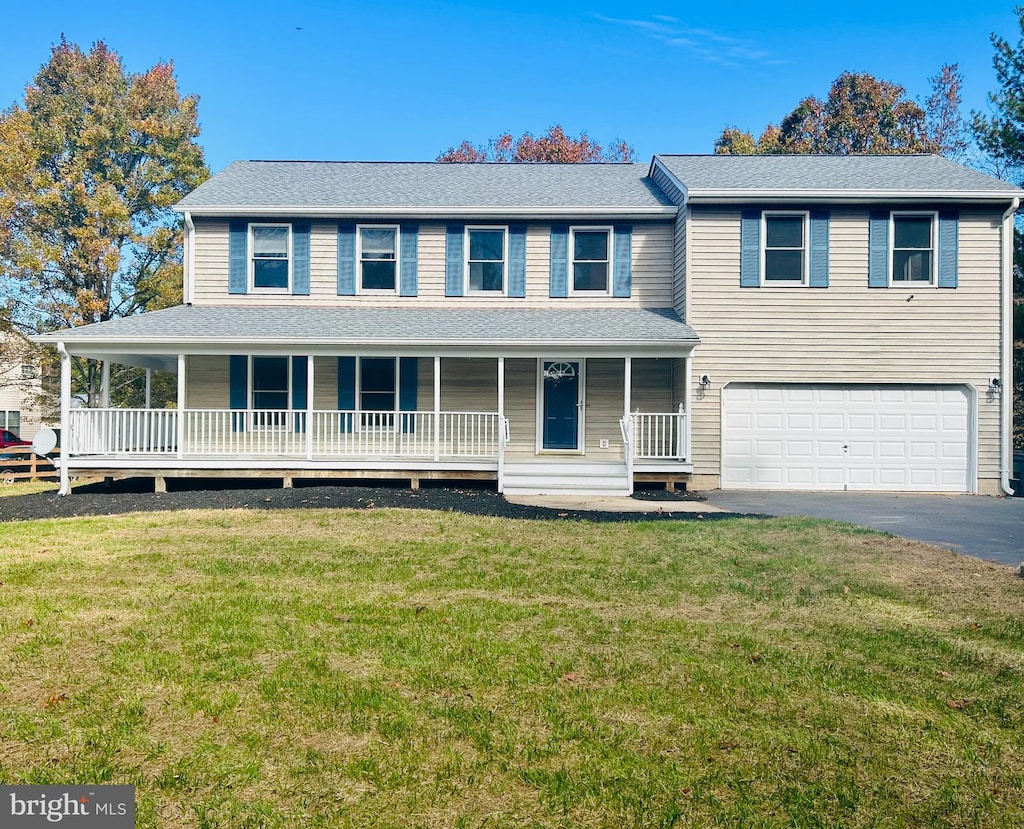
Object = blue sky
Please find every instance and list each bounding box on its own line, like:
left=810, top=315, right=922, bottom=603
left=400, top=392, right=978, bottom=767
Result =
left=1, top=1, right=1020, bottom=173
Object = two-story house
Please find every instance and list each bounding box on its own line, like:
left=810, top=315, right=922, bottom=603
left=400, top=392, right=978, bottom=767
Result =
left=35, top=155, right=1023, bottom=497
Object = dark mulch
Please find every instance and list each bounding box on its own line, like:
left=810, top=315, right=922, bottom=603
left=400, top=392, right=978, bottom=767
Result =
left=0, top=478, right=750, bottom=524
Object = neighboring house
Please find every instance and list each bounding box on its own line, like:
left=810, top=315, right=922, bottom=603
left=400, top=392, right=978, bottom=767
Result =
left=34, top=155, right=1023, bottom=497
left=0, top=337, right=45, bottom=443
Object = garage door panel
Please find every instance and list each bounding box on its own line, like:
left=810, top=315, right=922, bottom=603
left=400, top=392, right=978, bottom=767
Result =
left=722, top=384, right=970, bottom=493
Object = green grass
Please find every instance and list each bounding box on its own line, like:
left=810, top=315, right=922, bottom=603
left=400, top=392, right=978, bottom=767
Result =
left=1, top=507, right=1022, bottom=828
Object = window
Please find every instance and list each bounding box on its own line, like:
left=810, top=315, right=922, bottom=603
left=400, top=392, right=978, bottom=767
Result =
left=762, top=212, right=807, bottom=283
left=359, top=226, right=398, bottom=291
left=466, top=227, right=506, bottom=293
left=360, top=358, right=396, bottom=411
left=20, top=364, right=38, bottom=380
left=892, top=213, right=935, bottom=283
left=251, top=225, right=290, bottom=290
left=0, top=411, right=20, bottom=434
left=570, top=228, right=611, bottom=292
left=251, top=357, right=289, bottom=429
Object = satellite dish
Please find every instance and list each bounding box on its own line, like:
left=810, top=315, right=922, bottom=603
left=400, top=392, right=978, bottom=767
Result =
left=31, top=427, right=57, bottom=456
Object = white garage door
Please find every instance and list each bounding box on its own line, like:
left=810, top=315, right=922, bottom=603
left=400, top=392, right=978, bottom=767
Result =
left=722, top=384, right=971, bottom=492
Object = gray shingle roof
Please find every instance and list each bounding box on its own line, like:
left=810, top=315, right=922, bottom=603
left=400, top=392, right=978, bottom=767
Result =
left=175, top=161, right=674, bottom=213
left=653, top=154, right=1024, bottom=198
left=37, top=305, right=697, bottom=349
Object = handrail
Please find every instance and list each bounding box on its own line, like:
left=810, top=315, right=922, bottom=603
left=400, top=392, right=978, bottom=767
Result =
left=619, top=415, right=634, bottom=496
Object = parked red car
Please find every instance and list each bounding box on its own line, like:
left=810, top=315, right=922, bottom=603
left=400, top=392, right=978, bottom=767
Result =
left=0, top=429, right=30, bottom=450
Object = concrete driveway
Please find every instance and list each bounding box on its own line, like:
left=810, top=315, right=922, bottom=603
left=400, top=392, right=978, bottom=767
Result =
left=704, top=490, right=1024, bottom=567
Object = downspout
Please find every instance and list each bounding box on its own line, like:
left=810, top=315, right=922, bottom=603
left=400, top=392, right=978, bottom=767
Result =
left=183, top=211, right=195, bottom=305
left=1000, top=197, right=1020, bottom=496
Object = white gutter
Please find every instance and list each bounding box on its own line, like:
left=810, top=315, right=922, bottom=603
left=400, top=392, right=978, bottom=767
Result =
left=183, top=211, right=195, bottom=305
left=685, top=190, right=1022, bottom=203
left=1001, top=197, right=1020, bottom=496
left=170, top=205, right=678, bottom=219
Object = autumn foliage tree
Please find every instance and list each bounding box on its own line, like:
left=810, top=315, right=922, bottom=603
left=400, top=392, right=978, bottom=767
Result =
left=715, top=67, right=967, bottom=158
left=0, top=38, right=208, bottom=405
left=438, top=125, right=635, bottom=163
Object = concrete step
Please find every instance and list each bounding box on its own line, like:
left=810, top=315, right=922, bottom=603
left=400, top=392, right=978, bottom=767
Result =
left=502, top=460, right=630, bottom=496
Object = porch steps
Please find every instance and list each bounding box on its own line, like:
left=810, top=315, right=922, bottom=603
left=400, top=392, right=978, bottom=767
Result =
left=502, top=460, right=630, bottom=496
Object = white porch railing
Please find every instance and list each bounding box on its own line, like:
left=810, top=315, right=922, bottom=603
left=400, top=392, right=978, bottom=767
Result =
left=67, top=408, right=502, bottom=460
left=69, top=408, right=179, bottom=455
left=631, top=406, right=690, bottom=461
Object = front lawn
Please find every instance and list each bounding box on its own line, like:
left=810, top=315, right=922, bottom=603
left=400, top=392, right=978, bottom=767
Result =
left=1, top=508, right=1022, bottom=828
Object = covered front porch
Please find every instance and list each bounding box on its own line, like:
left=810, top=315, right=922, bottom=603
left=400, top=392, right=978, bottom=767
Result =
left=39, top=305, right=699, bottom=495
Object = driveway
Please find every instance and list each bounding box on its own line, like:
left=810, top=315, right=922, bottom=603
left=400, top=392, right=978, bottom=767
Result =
left=704, top=490, right=1024, bottom=567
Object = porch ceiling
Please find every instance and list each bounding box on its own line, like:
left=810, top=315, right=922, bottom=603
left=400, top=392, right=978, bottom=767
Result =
left=34, top=305, right=700, bottom=359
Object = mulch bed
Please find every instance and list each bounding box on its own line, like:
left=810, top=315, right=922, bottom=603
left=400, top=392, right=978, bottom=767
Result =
left=0, top=479, right=748, bottom=524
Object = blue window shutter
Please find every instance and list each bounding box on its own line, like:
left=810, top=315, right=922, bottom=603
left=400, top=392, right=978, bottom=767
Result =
left=446, top=225, right=464, bottom=296
left=292, top=223, right=310, bottom=296
left=550, top=225, right=568, bottom=297
left=508, top=225, right=526, bottom=297
left=740, top=210, right=760, bottom=287
left=291, top=356, right=307, bottom=433
left=808, top=211, right=830, bottom=288
left=229, top=355, right=247, bottom=432
left=399, top=357, right=418, bottom=434
left=938, top=210, right=959, bottom=288
left=400, top=224, right=418, bottom=296
left=613, top=225, right=632, bottom=297
left=229, top=221, right=248, bottom=295
left=868, top=211, right=889, bottom=288
left=337, top=356, right=355, bottom=433
left=337, top=224, right=356, bottom=296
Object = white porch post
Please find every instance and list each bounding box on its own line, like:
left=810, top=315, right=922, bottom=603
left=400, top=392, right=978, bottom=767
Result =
left=306, top=356, right=315, bottom=461
left=100, top=360, right=110, bottom=408
left=684, top=354, right=693, bottom=462
left=176, top=354, right=186, bottom=459
left=433, top=356, right=441, bottom=461
left=144, top=368, right=152, bottom=409
left=623, top=357, right=632, bottom=419
left=497, top=356, right=505, bottom=493
left=58, top=343, right=71, bottom=496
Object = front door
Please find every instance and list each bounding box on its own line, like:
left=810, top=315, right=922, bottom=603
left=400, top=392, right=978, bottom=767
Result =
left=541, top=361, right=580, bottom=450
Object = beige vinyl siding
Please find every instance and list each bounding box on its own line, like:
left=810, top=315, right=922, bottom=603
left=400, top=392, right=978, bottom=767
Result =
left=630, top=358, right=676, bottom=413
left=191, top=221, right=675, bottom=308
left=504, top=359, right=537, bottom=457
left=186, top=356, right=229, bottom=408
left=439, top=358, right=498, bottom=411
left=687, top=206, right=1004, bottom=491
left=584, top=359, right=624, bottom=458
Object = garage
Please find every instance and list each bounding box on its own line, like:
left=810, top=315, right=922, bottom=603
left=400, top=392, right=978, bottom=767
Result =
left=721, top=384, right=972, bottom=492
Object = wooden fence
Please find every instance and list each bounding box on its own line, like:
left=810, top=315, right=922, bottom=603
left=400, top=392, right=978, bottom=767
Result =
left=0, top=447, right=58, bottom=484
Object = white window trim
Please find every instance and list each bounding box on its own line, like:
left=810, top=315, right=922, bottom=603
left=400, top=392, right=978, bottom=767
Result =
left=534, top=358, right=586, bottom=454
left=464, top=225, right=508, bottom=295
left=568, top=226, right=613, bottom=296
left=889, top=211, right=938, bottom=287
left=249, top=223, right=291, bottom=294
left=760, top=210, right=809, bottom=286
left=249, top=355, right=292, bottom=431
left=356, top=224, right=401, bottom=295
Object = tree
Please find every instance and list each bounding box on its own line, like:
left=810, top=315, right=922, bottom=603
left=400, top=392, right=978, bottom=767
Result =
left=0, top=38, right=208, bottom=405
left=972, top=8, right=1024, bottom=449
left=715, top=67, right=966, bottom=157
left=438, top=125, right=635, bottom=163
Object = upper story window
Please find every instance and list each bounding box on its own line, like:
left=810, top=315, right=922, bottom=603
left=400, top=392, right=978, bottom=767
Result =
left=762, top=212, right=807, bottom=283
left=251, top=224, right=290, bottom=291
left=570, top=227, right=611, bottom=293
left=359, top=226, right=399, bottom=292
left=466, top=227, right=506, bottom=293
left=891, top=213, right=936, bottom=283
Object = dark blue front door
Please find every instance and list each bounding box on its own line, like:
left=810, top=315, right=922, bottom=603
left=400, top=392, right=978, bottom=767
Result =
left=542, top=361, right=579, bottom=450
